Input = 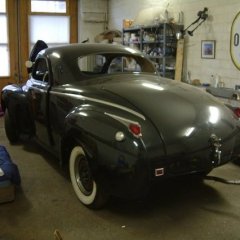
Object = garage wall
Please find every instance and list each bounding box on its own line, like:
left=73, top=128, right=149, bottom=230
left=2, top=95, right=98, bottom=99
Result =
left=108, top=0, right=240, bottom=88
left=78, top=0, right=108, bottom=43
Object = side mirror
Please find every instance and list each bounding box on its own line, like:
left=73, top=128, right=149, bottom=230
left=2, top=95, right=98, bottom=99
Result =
left=25, top=60, right=35, bottom=74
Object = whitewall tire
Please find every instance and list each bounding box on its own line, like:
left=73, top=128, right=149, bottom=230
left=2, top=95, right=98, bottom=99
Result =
left=69, top=145, right=107, bottom=209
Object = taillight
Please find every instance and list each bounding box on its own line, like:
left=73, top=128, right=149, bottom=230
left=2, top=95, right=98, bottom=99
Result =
left=128, top=123, right=142, bottom=137
left=234, top=108, right=240, bottom=118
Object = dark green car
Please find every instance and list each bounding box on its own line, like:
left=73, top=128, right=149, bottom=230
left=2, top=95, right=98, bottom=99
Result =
left=1, top=42, right=240, bottom=209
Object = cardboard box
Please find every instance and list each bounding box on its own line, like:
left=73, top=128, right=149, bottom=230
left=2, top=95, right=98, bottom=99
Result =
left=0, top=180, right=15, bottom=203
left=123, top=19, right=134, bottom=28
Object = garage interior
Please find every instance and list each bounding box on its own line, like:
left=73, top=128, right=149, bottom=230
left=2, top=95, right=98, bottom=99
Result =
left=1, top=0, right=240, bottom=239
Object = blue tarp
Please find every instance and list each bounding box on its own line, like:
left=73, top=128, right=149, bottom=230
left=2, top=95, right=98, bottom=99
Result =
left=0, top=145, right=21, bottom=185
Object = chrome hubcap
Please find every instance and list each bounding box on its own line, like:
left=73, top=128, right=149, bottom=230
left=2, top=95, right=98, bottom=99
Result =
left=75, top=155, right=93, bottom=196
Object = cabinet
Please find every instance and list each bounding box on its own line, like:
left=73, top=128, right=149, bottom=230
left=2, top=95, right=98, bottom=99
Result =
left=123, top=23, right=183, bottom=79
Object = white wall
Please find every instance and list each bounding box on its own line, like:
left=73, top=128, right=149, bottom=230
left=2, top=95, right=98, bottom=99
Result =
left=108, top=0, right=240, bottom=88
left=78, top=0, right=108, bottom=43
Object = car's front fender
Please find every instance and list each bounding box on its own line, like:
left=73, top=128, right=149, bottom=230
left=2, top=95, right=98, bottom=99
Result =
left=1, top=85, right=34, bottom=134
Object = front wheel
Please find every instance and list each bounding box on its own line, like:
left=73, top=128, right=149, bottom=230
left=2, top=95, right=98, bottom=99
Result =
left=69, top=146, right=108, bottom=209
left=4, top=108, right=19, bottom=144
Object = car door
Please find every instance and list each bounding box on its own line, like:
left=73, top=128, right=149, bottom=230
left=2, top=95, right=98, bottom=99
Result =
left=28, top=57, right=52, bottom=146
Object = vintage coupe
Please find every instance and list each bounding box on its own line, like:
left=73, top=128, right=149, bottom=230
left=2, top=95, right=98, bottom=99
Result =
left=1, top=42, right=240, bottom=208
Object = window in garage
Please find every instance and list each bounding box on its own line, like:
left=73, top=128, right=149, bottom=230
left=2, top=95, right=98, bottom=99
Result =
left=0, top=0, right=9, bottom=77
left=29, top=15, right=70, bottom=49
left=0, top=0, right=77, bottom=91
left=29, top=0, right=74, bottom=51
left=31, top=0, right=67, bottom=13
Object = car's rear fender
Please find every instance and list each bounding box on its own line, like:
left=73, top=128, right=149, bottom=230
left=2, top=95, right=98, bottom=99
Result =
left=60, top=104, right=165, bottom=172
left=59, top=104, right=166, bottom=197
left=62, top=107, right=143, bottom=160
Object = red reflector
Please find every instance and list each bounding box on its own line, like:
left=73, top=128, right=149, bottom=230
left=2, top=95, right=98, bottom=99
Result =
left=234, top=108, right=240, bottom=118
left=129, top=123, right=142, bottom=137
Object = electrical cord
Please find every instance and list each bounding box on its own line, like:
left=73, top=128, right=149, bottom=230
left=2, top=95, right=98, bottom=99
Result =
left=204, top=175, right=240, bottom=185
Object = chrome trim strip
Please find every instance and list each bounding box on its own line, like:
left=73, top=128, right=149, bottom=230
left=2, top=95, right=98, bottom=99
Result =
left=31, top=85, right=48, bottom=93
left=51, top=91, right=146, bottom=120
left=104, top=112, right=139, bottom=126
left=33, top=88, right=46, bottom=93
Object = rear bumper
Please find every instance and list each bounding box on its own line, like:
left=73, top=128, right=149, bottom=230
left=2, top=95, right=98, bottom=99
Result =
left=98, top=127, right=240, bottom=199
left=150, top=150, right=231, bottom=180
left=105, top=146, right=234, bottom=199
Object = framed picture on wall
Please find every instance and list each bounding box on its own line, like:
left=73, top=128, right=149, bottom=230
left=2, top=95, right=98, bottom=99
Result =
left=230, top=11, right=240, bottom=70
left=201, top=40, right=216, bottom=59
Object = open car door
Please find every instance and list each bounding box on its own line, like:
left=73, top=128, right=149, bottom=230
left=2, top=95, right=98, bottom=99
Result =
left=27, top=40, right=48, bottom=74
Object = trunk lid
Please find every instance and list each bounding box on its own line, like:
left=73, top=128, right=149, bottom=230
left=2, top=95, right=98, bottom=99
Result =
left=100, top=74, right=238, bottom=156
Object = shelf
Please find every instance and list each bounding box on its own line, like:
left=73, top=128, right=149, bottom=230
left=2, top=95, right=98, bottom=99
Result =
left=148, top=55, right=164, bottom=59
left=147, top=55, right=175, bottom=59
left=123, top=27, right=142, bottom=32
left=142, top=40, right=164, bottom=44
left=123, top=41, right=140, bottom=44
left=122, top=23, right=183, bottom=79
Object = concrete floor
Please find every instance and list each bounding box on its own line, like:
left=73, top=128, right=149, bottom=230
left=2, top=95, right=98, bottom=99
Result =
left=0, top=116, right=240, bottom=240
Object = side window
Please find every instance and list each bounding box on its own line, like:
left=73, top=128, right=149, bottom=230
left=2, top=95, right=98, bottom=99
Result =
left=123, top=57, right=141, bottom=72
left=78, top=55, right=106, bottom=74
left=32, top=58, right=49, bottom=82
left=108, top=56, right=141, bottom=73
left=108, top=57, right=123, bottom=73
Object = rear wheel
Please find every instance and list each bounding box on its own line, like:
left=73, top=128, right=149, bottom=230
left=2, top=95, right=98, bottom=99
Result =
left=4, top=109, right=19, bottom=144
left=69, top=145, right=108, bottom=209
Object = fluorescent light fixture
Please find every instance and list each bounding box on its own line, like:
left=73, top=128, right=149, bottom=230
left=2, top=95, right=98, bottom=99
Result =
left=133, top=140, right=138, bottom=147
left=185, top=127, right=195, bottom=137
left=125, top=47, right=138, bottom=54
left=79, top=112, right=87, bottom=117
left=209, top=106, right=219, bottom=124
left=65, top=88, right=83, bottom=93
left=52, top=52, right=61, bottom=58
left=142, top=83, right=164, bottom=91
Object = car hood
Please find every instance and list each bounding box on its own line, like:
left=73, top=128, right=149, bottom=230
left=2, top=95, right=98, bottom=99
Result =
left=96, top=74, right=238, bottom=155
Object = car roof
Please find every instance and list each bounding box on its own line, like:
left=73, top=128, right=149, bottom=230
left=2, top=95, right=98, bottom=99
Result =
left=42, top=43, right=144, bottom=59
